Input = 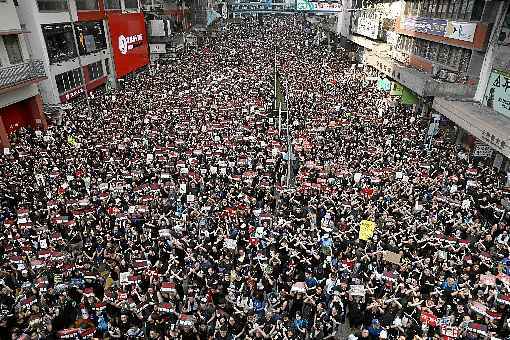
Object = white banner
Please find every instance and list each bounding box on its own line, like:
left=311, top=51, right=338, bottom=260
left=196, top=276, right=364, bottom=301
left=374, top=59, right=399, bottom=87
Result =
left=445, top=22, right=476, bottom=42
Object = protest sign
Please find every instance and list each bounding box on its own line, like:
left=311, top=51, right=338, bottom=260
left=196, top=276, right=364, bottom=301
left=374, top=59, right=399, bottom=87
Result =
left=420, top=311, right=437, bottom=327
left=359, top=220, right=376, bottom=240
left=179, top=183, right=187, bottom=194
left=440, top=325, right=459, bottom=338
left=158, top=229, right=172, bottom=238
left=224, top=238, right=237, bottom=249
left=383, top=251, right=402, bottom=265
left=119, top=272, right=130, bottom=284
left=479, top=274, right=496, bottom=286
left=349, top=285, right=365, bottom=296
left=291, top=282, right=307, bottom=293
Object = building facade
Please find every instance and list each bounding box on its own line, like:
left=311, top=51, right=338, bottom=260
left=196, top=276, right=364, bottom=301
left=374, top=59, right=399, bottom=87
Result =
left=339, top=0, right=510, bottom=171
left=0, top=0, right=47, bottom=148
left=15, top=0, right=149, bottom=106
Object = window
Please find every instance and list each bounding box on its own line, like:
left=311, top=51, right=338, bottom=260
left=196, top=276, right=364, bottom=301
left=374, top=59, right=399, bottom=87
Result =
left=397, top=35, right=472, bottom=72
left=470, top=0, right=484, bottom=21
left=437, top=44, right=450, bottom=65
left=2, top=35, right=23, bottom=64
left=76, top=0, right=98, bottom=10
left=87, top=60, right=104, bottom=80
left=55, top=68, right=83, bottom=94
left=458, top=0, right=474, bottom=20
left=37, top=0, right=68, bottom=11
left=104, top=0, right=121, bottom=9
left=75, top=21, right=106, bottom=55
left=42, top=23, right=77, bottom=64
left=450, top=0, right=460, bottom=19
left=104, top=58, right=110, bottom=75
left=124, top=0, right=138, bottom=9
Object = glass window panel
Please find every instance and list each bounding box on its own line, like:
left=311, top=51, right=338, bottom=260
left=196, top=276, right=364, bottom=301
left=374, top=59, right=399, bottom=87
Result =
left=470, top=0, right=483, bottom=21
left=2, top=35, right=23, bottom=64
left=104, top=0, right=121, bottom=9
left=42, top=23, right=78, bottom=64
left=124, top=0, right=138, bottom=9
left=56, top=74, right=65, bottom=93
left=75, top=21, right=107, bottom=55
left=76, top=0, right=98, bottom=10
left=37, top=0, right=68, bottom=11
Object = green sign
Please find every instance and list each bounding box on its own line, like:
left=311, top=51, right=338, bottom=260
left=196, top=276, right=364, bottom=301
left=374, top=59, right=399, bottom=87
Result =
left=401, top=86, right=418, bottom=105
left=483, top=69, right=510, bottom=118
left=390, top=82, right=417, bottom=105
left=390, top=82, right=404, bottom=96
left=296, top=0, right=314, bottom=11
left=377, top=78, right=391, bottom=91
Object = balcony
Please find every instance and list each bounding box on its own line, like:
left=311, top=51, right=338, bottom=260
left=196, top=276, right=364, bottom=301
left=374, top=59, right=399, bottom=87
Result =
left=0, top=60, right=47, bottom=94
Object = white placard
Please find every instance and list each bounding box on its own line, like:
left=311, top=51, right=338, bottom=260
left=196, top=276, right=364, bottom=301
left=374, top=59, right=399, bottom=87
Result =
left=120, top=272, right=130, bottom=284
left=349, top=284, right=365, bottom=296
left=39, top=239, right=48, bottom=249
left=159, top=229, right=172, bottom=238
left=187, top=194, right=195, bottom=203
left=224, top=238, right=237, bottom=249
left=179, top=183, right=187, bottom=194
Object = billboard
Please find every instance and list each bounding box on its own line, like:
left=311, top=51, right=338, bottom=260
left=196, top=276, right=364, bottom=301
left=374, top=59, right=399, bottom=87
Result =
left=401, top=16, right=477, bottom=43
left=108, top=12, right=149, bottom=78
left=483, top=69, right=510, bottom=119
left=296, top=0, right=342, bottom=12
left=351, top=12, right=380, bottom=40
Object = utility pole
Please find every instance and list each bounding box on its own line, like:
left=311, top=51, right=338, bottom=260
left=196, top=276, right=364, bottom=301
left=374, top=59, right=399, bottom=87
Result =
left=285, top=78, right=292, bottom=187
left=278, top=101, right=282, bottom=137
left=273, top=44, right=277, bottom=113
left=66, top=0, right=91, bottom=113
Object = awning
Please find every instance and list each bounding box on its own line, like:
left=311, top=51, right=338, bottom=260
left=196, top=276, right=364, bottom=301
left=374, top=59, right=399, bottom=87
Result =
left=0, top=29, right=30, bottom=35
left=433, top=97, right=510, bottom=158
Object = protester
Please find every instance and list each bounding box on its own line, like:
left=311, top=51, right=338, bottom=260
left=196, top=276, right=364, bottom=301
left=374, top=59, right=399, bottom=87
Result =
left=0, top=15, right=509, bottom=340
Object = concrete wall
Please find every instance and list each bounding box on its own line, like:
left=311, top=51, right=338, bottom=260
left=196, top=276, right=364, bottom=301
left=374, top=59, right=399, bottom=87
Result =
left=0, top=84, right=38, bottom=109
left=17, top=0, right=59, bottom=104
left=0, top=0, right=22, bottom=31
left=336, top=0, right=351, bottom=37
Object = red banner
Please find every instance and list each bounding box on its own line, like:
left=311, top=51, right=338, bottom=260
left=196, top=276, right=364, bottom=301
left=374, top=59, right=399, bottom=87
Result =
left=107, top=12, right=149, bottom=78
left=420, top=312, right=438, bottom=327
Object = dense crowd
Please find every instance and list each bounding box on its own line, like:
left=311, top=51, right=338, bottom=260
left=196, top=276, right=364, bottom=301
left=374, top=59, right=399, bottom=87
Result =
left=0, top=15, right=509, bottom=340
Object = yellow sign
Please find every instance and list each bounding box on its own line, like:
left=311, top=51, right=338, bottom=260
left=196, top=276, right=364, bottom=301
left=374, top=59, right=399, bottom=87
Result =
left=359, top=220, right=376, bottom=240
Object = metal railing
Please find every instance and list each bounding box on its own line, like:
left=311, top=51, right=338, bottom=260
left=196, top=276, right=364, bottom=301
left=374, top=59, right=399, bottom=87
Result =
left=0, top=60, right=47, bottom=90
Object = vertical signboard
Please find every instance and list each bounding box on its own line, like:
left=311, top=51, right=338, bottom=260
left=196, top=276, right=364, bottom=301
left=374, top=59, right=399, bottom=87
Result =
left=107, top=12, right=149, bottom=78
left=483, top=69, right=510, bottom=119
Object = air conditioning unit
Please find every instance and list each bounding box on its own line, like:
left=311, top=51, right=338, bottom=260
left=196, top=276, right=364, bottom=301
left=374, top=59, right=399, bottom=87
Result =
left=499, top=28, right=510, bottom=45
left=431, top=64, right=441, bottom=78
left=446, top=72, right=458, bottom=83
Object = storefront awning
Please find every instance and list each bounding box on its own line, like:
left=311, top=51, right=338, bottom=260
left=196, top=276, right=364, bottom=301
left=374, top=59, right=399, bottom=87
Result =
left=433, top=97, right=510, bottom=158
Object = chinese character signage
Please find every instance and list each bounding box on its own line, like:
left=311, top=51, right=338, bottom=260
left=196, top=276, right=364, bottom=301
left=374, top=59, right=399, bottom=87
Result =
left=483, top=68, right=510, bottom=119
left=107, top=12, right=149, bottom=78
left=401, top=16, right=477, bottom=43
left=296, top=0, right=343, bottom=12
left=351, top=12, right=380, bottom=40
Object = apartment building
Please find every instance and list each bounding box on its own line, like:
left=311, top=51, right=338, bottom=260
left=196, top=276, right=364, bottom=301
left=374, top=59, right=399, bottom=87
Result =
left=15, top=0, right=149, bottom=105
left=0, top=0, right=47, bottom=148
left=338, top=0, right=510, bottom=170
